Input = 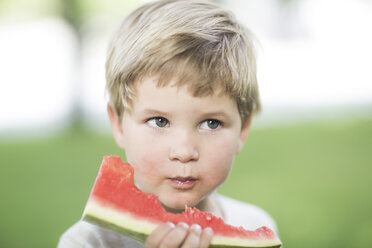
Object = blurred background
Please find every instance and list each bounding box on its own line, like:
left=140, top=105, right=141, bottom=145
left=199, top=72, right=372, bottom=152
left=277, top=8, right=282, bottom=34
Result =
left=0, top=0, right=371, bottom=247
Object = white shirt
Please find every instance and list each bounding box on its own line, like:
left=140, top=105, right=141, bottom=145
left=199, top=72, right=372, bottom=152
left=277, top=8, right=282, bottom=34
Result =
left=58, top=194, right=278, bottom=248
left=217, top=195, right=278, bottom=233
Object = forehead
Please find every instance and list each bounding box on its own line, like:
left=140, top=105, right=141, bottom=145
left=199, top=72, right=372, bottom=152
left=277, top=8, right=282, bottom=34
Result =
left=131, top=77, right=237, bottom=113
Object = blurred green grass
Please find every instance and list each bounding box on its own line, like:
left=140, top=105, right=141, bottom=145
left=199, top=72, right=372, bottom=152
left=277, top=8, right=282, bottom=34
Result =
left=1, top=118, right=372, bottom=248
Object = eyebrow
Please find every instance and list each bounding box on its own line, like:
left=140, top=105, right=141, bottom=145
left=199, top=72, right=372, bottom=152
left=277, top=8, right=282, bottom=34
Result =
left=138, top=108, right=233, bottom=122
left=200, top=111, right=232, bottom=120
left=139, top=109, right=170, bottom=117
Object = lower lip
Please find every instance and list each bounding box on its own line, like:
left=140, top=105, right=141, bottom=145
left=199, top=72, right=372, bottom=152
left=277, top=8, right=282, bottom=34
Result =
left=169, top=178, right=197, bottom=190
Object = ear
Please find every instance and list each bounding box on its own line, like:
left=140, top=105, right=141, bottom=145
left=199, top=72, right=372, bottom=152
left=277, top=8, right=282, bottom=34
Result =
left=107, top=104, right=126, bottom=150
left=237, top=116, right=252, bottom=153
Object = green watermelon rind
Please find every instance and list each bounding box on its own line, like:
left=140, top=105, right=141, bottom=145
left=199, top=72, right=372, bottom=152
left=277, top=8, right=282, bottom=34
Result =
left=83, top=214, right=148, bottom=243
left=82, top=198, right=282, bottom=248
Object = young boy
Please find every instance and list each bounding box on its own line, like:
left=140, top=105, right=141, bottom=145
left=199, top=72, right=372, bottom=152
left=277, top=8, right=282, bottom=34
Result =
left=59, top=0, right=278, bottom=247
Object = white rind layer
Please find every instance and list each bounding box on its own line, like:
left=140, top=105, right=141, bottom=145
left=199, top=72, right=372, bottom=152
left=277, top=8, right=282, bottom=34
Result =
left=83, top=197, right=281, bottom=247
left=83, top=197, right=158, bottom=235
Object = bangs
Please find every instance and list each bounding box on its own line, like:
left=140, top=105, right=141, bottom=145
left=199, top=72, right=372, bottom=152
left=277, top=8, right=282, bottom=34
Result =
left=154, top=55, right=223, bottom=98
left=144, top=34, right=244, bottom=100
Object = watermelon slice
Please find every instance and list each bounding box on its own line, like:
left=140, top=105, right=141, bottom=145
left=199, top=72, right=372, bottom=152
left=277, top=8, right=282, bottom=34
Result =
left=82, top=155, right=282, bottom=248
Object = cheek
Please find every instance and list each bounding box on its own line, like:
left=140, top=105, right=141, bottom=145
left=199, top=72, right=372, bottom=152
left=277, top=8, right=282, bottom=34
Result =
left=124, top=130, right=168, bottom=179
left=201, top=134, right=238, bottom=184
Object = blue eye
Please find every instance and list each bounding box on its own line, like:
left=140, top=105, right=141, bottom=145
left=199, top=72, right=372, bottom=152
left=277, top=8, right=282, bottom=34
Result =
left=200, top=119, right=221, bottom=130
left=147, top=117, right=169, bottom=128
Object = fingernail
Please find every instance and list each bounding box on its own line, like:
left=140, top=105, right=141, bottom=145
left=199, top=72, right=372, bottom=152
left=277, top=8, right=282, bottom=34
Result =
left=178, top=222, right=189, bottom=229
left=167, top=222, right=175, bottom=228
left=191, top=224, right=201, bottom=234
left=204, top=227, right=214, bottom=236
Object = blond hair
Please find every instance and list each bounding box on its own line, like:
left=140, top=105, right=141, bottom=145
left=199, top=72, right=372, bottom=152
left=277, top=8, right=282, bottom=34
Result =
left=106, top=0, right=260, bottom=124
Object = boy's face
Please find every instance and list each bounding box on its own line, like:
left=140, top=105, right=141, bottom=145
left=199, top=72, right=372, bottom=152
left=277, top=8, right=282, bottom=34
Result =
left=109, top=77, right=251, bottom=212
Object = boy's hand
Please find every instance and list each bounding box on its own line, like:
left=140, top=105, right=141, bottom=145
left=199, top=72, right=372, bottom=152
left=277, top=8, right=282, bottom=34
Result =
left=145, top=222, right=213, bottom=248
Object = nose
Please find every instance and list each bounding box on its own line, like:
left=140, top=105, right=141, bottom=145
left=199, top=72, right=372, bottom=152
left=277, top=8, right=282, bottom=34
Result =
left=168, top=130, right=199, bottom=163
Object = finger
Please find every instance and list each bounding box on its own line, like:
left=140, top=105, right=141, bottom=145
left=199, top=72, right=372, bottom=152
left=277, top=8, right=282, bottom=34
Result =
left=159, top=222, right=189, bottom=248
left=181, top=224, right=202, bottom=248
left=199, top=227, right=214, bottom=248
left=145, top=222, right=175, bottom=248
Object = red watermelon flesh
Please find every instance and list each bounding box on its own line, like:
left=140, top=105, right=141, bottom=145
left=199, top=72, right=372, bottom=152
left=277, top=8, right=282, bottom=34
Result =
left=82, top=155, right=282, bottom=247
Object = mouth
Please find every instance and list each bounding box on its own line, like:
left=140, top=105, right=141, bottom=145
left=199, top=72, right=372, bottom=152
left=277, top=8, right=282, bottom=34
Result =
left=168, top=176, right=198, bottom=190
